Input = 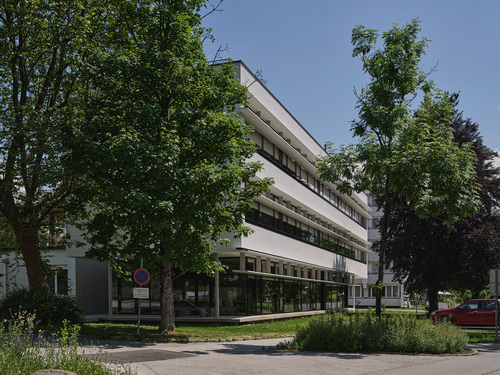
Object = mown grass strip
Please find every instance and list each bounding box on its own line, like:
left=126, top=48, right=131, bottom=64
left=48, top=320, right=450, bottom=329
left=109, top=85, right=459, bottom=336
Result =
left=79, top=311, right=496, bottom=345
left=80, top=317, right=312, bottom=342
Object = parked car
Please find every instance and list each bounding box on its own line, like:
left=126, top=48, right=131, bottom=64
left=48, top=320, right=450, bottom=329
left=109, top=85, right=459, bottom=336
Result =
left=430, top=299, right=500, bottom=326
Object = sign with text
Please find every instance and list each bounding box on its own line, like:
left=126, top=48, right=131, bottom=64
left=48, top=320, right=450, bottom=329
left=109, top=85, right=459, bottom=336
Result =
left=133, top=287, right=149, bottom=299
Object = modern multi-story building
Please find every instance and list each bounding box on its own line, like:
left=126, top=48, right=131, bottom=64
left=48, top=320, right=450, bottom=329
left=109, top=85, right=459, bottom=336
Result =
left=348, top=194, right=406, bottom=308
left=201, top=61, right=372, bottom=318
left=1, top=61, right=372, bottom=320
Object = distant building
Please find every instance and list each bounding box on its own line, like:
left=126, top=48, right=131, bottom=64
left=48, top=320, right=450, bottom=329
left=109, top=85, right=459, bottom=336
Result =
left=348, top=194, right=406, bottom=308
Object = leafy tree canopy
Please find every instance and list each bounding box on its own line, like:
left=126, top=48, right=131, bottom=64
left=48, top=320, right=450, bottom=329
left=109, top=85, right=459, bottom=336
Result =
left=317, top=19, right=480, bottom=317
left=66, top=0, right=272, bottom=332
left=384, top=93, right=500, bottom=313
left=0, top=0, right=106, bottom=290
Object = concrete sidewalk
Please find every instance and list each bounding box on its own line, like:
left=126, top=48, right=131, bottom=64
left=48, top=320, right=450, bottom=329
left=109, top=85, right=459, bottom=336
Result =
left=84, top=339, right=500, bottom=375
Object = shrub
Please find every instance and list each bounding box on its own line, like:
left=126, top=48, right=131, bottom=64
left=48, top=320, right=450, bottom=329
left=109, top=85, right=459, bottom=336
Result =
left=0, top=289, right=83, bottom=326
left=0, top=308, right=134, bottom=374
left=278, top=312, right=468, bottom=354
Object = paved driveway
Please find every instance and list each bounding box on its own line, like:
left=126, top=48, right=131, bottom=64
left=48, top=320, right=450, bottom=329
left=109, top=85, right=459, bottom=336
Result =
left=84, top=339, right=500, bottom=375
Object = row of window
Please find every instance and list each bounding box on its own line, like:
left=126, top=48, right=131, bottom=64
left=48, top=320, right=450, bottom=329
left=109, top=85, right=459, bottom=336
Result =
left=223, top=257, right=350, bottom=283
left=369, top=218, right=380, bottom=229
left=247, top=131, right=367, bottom=228
left=220, top=273, right=347, bottom=315
left=264, top=191, right=366, bottom=250
left=349, top=285, right=401, bottom=298
left=111, top=269, right=348, bottom=317
left=367, top=195, right=379, bottom=207
left=246, top=202, right=366, bottom=263
left=369, top=262, right=396, bottom=274
left=112, top=272, right=212, bottom=316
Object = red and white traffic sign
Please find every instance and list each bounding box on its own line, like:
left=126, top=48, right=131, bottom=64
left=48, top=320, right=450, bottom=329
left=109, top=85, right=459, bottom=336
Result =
left=134, top=268, right=150, bottom=285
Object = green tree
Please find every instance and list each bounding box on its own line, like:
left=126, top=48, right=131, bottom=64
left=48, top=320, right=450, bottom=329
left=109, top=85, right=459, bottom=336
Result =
left=0, top=0, right=104, bottom=290
left=384, top=93, right=500, bottom=313
left=317, top=19, right=480, bottom=318
left=67, top=0, right=271, bottom=332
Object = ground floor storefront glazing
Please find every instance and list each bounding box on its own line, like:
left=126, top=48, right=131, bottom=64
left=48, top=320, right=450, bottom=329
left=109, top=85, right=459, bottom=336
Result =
left=112, top=266, right=348, bottom=317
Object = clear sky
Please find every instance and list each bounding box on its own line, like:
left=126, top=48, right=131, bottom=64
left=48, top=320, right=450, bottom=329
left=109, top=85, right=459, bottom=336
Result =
left=202, top=0, right=500, bottom=167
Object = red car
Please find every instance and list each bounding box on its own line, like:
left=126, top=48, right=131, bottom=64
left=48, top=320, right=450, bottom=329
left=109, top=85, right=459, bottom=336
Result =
left=430, top=299, right=500, bottom=326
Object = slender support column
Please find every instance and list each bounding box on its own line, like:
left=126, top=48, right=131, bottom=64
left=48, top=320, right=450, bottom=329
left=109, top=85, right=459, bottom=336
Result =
left=239, top=252, right=246, bottom=270
left=108, top=261, right=113, bottom=316
left=352, top=276, right=356, bottom=310
left=215, top=254, right=220, bottom=318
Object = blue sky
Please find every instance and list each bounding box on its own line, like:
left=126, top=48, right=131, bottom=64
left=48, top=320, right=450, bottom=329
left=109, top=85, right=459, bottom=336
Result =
left=202, top=0, right=500, bottom=167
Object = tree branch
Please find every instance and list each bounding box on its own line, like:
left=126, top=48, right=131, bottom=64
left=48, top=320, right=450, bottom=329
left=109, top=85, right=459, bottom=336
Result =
left=201, top=0, right=224, bottom=20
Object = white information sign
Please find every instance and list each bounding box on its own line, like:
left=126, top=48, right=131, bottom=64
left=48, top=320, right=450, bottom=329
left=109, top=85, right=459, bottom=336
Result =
left=133, top=287, right=149, bottom=299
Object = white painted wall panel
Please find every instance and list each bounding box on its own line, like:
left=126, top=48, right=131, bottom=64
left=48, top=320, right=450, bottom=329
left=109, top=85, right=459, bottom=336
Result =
left=250, top=153, right=367, bottom=241
left=240, top=224, right=367, bottom=278
left=239, top=64, right=326, bottom=160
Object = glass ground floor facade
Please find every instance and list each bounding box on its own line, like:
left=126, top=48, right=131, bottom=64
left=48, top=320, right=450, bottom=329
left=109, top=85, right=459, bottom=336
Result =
left=218, top=273, right=347, bottom=316
left=111, top=261, right=349, bottom=317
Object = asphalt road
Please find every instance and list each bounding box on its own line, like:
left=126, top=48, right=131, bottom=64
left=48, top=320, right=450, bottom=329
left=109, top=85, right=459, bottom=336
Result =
left=80, top=338, right=500, bottom=375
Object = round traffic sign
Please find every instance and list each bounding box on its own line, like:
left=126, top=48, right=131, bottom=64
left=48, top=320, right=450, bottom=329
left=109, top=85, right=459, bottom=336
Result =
left=134, top=268, right=150, bottom=285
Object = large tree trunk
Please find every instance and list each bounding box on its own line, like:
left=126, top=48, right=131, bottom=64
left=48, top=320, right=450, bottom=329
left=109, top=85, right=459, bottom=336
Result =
left=15, top=225, right=49, bottom=291
left=427, top=285, right=439, bottom=316
left=159, top=259, right=175, bottom=333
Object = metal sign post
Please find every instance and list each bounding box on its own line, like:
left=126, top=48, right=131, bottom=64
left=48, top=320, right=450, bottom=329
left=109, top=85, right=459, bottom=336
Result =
left=489, top=269, right=499, bottom=342
left=134, top=259, right=150, bottom=336
left=137, top=288, right=141, bottom=337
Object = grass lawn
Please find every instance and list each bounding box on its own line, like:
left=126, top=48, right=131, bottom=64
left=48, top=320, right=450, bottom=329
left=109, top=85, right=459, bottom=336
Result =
left=79, top=317, right=311, bottom=342
left=79, top=312, right=499, bottom=344
left=465, top=329, right=500, bottom=343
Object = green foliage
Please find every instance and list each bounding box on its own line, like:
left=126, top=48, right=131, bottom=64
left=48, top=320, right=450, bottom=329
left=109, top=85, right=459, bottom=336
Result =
left=0, top=0, right=108, bottom=290
left=318, top=19, right=480, bottom=317
left=0, top=309, right=134, bottom=375
left=467, top=331, right=500, bottom=343
left=279, top=313, right=468, bottom=354
left=451, top=290, right=473, bottom=304
left=81, top=317, right=312, bottom=341
left=68, top=0, right=271, bottom=273
left=384, top=93, right=500, bottom=312
left=318, top=18, right=480, bottom=220
left=0, top=289, right=83, bottom=326
left=65, top=0, right=272, bottom=331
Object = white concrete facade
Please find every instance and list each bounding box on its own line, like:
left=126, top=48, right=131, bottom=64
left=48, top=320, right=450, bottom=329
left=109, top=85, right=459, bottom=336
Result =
left=211, top=61, right=370, bottom=316
left=0, top=249, right=76, bottom=300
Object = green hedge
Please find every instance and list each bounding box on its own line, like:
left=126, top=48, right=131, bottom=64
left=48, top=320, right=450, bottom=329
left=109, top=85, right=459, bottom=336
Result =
left=278, top=313, right=468, bottom=354
left=0, top=289, right=83, bottom=326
